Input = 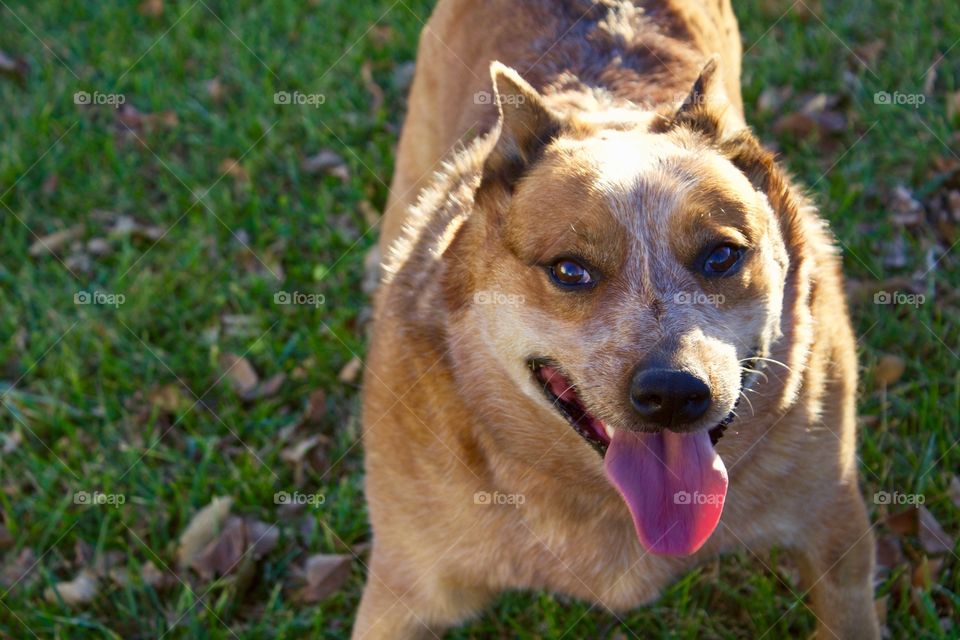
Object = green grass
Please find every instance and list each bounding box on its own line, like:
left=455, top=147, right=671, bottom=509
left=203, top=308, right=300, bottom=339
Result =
left=0, top=0, right=957, bottom=638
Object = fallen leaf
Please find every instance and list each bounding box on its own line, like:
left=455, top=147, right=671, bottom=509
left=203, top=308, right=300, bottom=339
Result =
left=302, top=150, right=349, bottom=182
left=911, top=555, right=944, bottom=590
left=44, top=569, right=98, bottom=605
left=176, top=496, right=233, bottom=568
left=305, top=388, right=327, bottom=425
left=246, top=520, right=280, bottom=558
left=0, top=548, right=36, bottom=590
left=218, top=158, right=250, bottom=185
left=28, top=225, right=84, bottom=257
left=241, top=372, right=286, bottom=402
left=141, top=560, right=177, bottom=591
left=147, top=384, right=192, bottom=414
left=292, top=554, right=352, bottom=603
left=887, top=184, right=924, bottom=226
left=852, top=40, right=885, bottom=68
left=874, top=355, right=906, bottom=386
left=205, top=77, right=224, bottom=102
left=886, top=508, right=918, bottom=537
left=948, top=475, right=960, bottom=510
left=280, top=434, right=323, bottom=466
left=219, top=353, right=259, bottom=396
left=191, top=516, right=248, bottom=579
left=361, top=61, right=384, bottom=113
left=0, top=525, right=12, bottom=550
left=338, top=356, right=362, bottom=384
left=918, top=506, right=955, bottom=554
left=0, top=50, right=28, bottom=85
left=138, top=0, right=164, bottom=17
left=875, top=534, right=904, bottom=572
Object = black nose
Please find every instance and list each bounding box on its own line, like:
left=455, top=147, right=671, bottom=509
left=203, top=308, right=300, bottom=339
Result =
left=630, top=368, right=711, bottom=428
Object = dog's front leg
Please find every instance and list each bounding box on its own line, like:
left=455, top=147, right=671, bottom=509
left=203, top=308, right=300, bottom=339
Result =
left=792, top=487, right=880, bottom=640
left=352, top=551, right=488, bottom=640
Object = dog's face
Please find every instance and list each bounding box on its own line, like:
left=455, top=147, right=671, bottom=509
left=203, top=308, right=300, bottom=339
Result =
left=448, top=63, right=794, bottom=555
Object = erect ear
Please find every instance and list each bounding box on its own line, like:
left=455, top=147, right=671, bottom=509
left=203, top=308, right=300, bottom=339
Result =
left=655, top=56, right=741, bottom=138
left=481, top=62, right=563, bottom=192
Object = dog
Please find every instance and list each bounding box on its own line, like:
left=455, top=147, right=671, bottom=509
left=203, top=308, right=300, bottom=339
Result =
left=356, top=1, right=879, bottom=638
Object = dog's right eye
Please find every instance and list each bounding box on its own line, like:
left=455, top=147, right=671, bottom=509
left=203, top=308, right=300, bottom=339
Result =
left=548, top=259, right=594, bottom=288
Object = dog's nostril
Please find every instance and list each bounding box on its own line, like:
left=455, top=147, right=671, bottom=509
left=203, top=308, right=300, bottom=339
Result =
left=630, top=368, right=711, bottom=428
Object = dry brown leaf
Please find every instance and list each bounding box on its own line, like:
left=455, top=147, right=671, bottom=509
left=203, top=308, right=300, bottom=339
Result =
left=911, top=555, right=944, bottom=590
left=44, top=569, right=99, bottom=605
left=205, top=77, right=224, bottom=102
left=218, top=158, right=250, bottom=184
left=302, top=150, right=349, bottom=182
left=361, top=61, right=384, bottom=113
left=293, top=554, right=352, bottom=603
left=853, top=40, right=885, bottom=68
left=886, top=508, right=918, bottom=537
left=29, top=225, right=84, bottom=257
left=141, top=560, right=177, bottom=591
left=241, top=372, right=286, bottom=401
left=191, top=516, right=247, bottom=579
left=918, top=506, right=955, bottom=554
left=246, top=520, right=280, bottom=558
left=0, top=548, right=37, bottom=590
left=875, top=534, right=904, bottom=572
left=176, top=496, right=233, bottom=568
left=148, top=384, right=192, bottom=414
left=305, top=389, right=326, bottom=425
left=0, top=50, right=28, bottom=85
left=220, top=353, right=259, bottom=396
left=948, top=475, right=960, bottom=510
left=874, top=355, right=906, bottom=386
left=338, top=356, right=362, bottom=384
left=138, top=0, right=164, bottom=17
left=280, top=434, right=323, bottom=465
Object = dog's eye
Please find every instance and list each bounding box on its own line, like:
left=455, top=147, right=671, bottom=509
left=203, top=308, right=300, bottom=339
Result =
left=702, top=244, right=744, bottom=276
left=549, top=259, right=593, bottom=287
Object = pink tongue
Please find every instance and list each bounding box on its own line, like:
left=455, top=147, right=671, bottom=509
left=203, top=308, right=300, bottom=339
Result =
left=604, top=429, right=727, bottom=556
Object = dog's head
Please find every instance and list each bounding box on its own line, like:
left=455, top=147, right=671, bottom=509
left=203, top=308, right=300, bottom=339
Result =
left=445, top=61, right=805, bottom=556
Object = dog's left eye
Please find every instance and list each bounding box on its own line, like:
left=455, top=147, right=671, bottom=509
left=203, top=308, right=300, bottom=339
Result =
left=702, top=244, right=744, bottom=276
left=549, top=259, right=593, bottom=288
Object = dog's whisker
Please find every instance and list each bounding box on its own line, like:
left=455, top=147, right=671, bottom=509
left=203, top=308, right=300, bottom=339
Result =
left=739, top=389, right=756, bottom=416
left=742, top=356, right=793, bottom=373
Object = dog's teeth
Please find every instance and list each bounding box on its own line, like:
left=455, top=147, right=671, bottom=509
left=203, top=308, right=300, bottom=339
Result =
left=604, top=424, right=615, bottom=439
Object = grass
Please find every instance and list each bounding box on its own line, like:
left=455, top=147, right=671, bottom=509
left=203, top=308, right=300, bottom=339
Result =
left=0, top=0, right=957, bottom=638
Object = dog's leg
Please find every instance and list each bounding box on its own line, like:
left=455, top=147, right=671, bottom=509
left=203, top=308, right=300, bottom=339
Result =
left=792, top=487, right=880, bottom=640
left=352, top=552, right=488, bottom=640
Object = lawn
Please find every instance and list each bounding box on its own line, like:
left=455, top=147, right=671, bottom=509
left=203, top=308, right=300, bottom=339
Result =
left=0, top=0, right=957, bottom=638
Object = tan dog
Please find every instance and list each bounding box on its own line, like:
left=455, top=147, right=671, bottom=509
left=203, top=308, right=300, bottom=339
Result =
left=356, top=1, right=879, bottom=638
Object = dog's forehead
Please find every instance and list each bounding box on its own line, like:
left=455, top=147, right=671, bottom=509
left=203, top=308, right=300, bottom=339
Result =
left=548, top=129, right=758, bottom=236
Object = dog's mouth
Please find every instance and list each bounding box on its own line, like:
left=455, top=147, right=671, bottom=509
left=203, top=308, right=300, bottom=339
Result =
left=527, top=355, right=762, bottom=557
left=528, top=358, right=732, bottom=457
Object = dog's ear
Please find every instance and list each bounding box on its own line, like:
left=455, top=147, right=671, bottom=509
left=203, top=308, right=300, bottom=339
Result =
left=655, top=56, right=739, bottom=138
left=481, top=63, right=562, bottom=192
